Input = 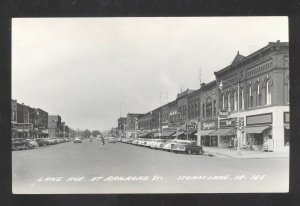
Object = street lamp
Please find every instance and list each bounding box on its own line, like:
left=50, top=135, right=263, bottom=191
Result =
left=219, top=80, right=241, bottom=153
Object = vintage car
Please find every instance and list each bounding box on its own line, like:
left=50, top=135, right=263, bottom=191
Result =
left=108, top=137, right=117, bottom=143
left=74, top=137, right=82, bottom=143
left=34, top=138, right=47, bottom=146
left=151, top=139, right=167, bottom=149
left=171, top=140, right=203, bottom=155
left=12, top=138, right=35, bottom=151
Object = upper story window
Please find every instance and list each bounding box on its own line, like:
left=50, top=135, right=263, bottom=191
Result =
left=233, top=90, right=237, bottom=111
left=257, top=82, right=261, bottom=106
left=266, top=79, right=271, bottom=105
left=241, top=87, right=245, bottom=110
left=222, top=94, right=225, bottom=110
left=248, top=85, right=253, bottom=108
left=213, top=100, right=216, bottom=116
left=206, top=98, right=212, bottom=117
left=227, top=92, right=231, bottom=112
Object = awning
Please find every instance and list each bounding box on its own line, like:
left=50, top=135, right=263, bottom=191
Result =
left=172, top=131, right=185, bottom=137
left=184, top=129, right=197, bottom=135
left=284, top=123, right=290, bottom=129
left=162, top=131, right=176, bottom=137
left=244, top=126, right=270, bottom=134
left=209, top=128, right=236, bottom=136
left=196, top=130, right=215, bottom=136
left=139, top=132, right=151, bottom=137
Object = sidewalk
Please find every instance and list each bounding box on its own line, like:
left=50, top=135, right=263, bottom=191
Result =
left=203, top=146, right=289, bottom=159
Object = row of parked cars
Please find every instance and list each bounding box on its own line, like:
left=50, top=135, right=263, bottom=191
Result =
left=11, top=137, right=71, bottom=151
left=119, top=138, right=203, bottom=155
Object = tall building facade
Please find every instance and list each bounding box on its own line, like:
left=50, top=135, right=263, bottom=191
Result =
left=214, top=41, right=289, bottom=151
left=48, top=115, right=62, bottom=138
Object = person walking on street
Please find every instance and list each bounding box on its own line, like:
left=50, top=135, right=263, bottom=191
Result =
left=100, top=136, right=105, bottom=148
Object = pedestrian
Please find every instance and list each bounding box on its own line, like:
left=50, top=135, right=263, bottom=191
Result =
left=100, top=136, right=105, bottom=148
left=234, top=136, right=238, bottom=150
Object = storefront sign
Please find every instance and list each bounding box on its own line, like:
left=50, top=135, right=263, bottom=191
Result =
left=12, top=123, right=33, bottom=130
left=218, top=110, right=230, bottom=118
left=201, top=121, right=217, bottom=130
left=246, top=113, right=272, bottom=126
left=220, top=118, right=237, bottom=128
left=186, top=121, right=197, bottom=129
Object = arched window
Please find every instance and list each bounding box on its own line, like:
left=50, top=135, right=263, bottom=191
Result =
left=257, top=82, right=261, bottom=106
left=234, top=90, right=237, bottom=111
left=266, top=79, right=271, bottom=105
left=206, top=98, right=212, bottom=117
left=227, top=92, right=231, bottom=112
left=248, top=85, right=253, bottom=108
left=213, top=100, right=216, bottom=116
left=222, top=94, right=225, bottom=109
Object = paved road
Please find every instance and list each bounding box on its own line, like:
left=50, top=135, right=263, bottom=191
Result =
left=12, top=139, right=289, bottom=193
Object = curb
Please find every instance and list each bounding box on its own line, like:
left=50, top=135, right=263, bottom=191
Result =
left=203, top=150, right=289, bottom=159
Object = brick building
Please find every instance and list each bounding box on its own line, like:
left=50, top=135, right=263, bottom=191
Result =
left=213, top=41, right=289, bottom=151
left=48, top=115, right=62, bottom=138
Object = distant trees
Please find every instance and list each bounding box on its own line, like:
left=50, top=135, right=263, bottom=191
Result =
left=83, top=129, right=92, bottom=138
left=92, top=130, right=101, bottom=137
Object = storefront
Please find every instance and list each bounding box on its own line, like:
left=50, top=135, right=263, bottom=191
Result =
left=184, top=129, right=197, bottom=141
left=244, top=113, right=272, bottom=151
left=171, top=131, right=186, bottom=139
left=161, top=130, right=176, bottom=139
left=284, top=112, right=290, bottom=146
left=197, top=121, right=218, bottom=147
left=209, top=118, right=237, bottom=148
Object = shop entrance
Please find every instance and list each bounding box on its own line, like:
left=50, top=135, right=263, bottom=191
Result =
left=246, top=133, right=263, bottom=150
left=202, top=135, right=218, bottom=147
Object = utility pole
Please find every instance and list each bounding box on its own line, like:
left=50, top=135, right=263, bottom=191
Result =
left=199, top=67, right=202, bottom=89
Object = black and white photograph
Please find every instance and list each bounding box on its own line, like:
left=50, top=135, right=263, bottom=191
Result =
left=11, top=17, right=289, bottom=194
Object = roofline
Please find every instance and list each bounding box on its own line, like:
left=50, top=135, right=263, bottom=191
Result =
left=214, top=41, right=289, bottom=76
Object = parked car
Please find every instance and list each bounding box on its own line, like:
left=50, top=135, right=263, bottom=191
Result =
left=25, top=139, right=39, bottom=147
left=11, top=138, right=35, bottom=150
left=171, top=140, right=203, bottom=155
left=108, top=137, right=117, bottom=143
left=151, top=139, right=167, bottom=149
left=74, top=138, right=82, bottom=143
left=162, top=139, right=179, bottom=151
left=34, top=138, right=46, bottom=146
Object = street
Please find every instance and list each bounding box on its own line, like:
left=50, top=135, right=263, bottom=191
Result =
left=12, top=139, right=289, bottom=193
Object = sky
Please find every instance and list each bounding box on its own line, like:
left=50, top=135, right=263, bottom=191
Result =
left=12, top=17, right=288, bottom=131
